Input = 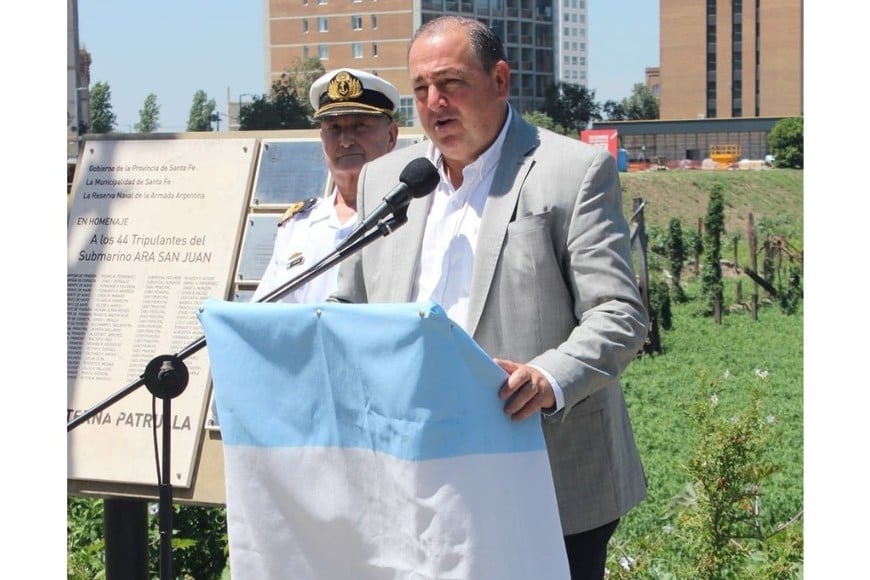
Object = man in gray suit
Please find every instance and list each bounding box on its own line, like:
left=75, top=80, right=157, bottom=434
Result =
left=331, top=15, right=648, bottom=579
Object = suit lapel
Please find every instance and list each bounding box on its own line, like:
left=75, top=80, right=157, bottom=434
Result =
left=389, top=190, right=432, bottom=301
left=466, top=112, right=540, bottom=336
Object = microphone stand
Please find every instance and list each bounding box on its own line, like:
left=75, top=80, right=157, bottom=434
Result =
left=68, top=210, right=408, bottom=580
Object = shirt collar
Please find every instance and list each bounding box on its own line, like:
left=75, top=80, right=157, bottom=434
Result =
left=425, top=105, right=512, bottom=187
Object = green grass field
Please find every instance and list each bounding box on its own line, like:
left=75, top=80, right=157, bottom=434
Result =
left=605, top=169, right=804, bottom=576
left=620, top=169, right=803, bottom=247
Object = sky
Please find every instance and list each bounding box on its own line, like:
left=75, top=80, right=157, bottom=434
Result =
left=75, top=0, right=660, bottom=132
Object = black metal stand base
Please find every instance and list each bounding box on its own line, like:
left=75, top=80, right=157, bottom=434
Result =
left=104, top=498, right=148, bottom=580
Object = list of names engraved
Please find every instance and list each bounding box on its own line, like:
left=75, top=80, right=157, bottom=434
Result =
left=67, top=137, right=256, bottom=487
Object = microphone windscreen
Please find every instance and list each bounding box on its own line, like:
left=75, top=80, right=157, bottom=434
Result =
left=399, top=158, right=440, bottom=199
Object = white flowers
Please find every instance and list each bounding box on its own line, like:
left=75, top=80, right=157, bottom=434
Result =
left=710, top=394, right=720, bottom=406
left=754, top=368, right=769, bottom=379
left=619, top=555, right=636, bottom=571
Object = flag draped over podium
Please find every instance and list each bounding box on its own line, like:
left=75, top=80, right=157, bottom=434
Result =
left=197, top=300, right=569, bottom=579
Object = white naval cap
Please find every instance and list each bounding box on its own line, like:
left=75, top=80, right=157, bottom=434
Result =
left=309, top=68, right=400, bottom=120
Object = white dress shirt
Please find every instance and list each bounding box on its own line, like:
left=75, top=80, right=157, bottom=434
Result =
left=411, top=136, right=502, bottom=331
left=252, top=190, right=356, bottom=304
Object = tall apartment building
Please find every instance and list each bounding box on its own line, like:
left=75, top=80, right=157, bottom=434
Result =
left=265, top=0, right=589, bottom=125
left=660, top=0, right=803, bottom=120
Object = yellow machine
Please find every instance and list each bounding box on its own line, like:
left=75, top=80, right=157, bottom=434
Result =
left=710, top=144, right=740, bottom=168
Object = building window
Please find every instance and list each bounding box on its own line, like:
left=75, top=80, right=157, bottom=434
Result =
left=372, top=43, right=379, bottom=57
left=371, top=15, right=378, bottom=28
left=400, top=97, right=415, bottom=126
left=319, top=45, right=329, bottom=59
left=303, top=46, right=309, bottom=58
left=352, top=43, right=363, bottom=58
left=317, top=0, right=326, bottom=4
left=302, top=19, right=309, bottom=33
left=318, top=17, right=328, bottom=32
left=352, top=15, right=362, bottom=30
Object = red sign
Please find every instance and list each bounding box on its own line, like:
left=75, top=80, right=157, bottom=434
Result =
left=580, top=129, right=618, bottom=158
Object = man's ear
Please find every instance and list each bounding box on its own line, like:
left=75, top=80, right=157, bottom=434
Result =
left=389, top=122, right=399, bottom=150
left=494, top=61, right=511, bottom=98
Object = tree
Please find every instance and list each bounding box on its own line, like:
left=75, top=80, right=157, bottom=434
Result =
left=187, top=90, right=217, bottom=132
left=240, top=73, right=315, bottom=131
left=89, top=81, right=117, bottom=134
left=241, top=57, right=325, bottom=130
left=665, top=217, right=688, bottom=302
left=282, top=57, right=326, bottom=113
left=596, top=84, right=658, bottom=122
left=622, top=83, right=660, bottom=120
left=135, top=93, right=160, bottom=133
left=767, top=116, right=803, bottom=169
left=521, top=110, right=566, bottom=134
left=701, top=183, right=725, bottom=320
left=600, top=99, right=627, bottom=121
left=542, top=82, right=600, bottom=134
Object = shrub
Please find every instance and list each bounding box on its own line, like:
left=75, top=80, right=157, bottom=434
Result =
left=768, top=117, right=803, bottom=169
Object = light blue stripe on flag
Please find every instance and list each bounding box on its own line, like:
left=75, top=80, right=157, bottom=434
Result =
left=198, top=300, right=544, bottom=460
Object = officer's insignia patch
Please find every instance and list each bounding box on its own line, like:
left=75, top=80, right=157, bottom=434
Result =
left=285, top=251, right=304, bottom=269
left=327, top=71, right=364, bottom=102
left=277, top=197, right=318, bottom=226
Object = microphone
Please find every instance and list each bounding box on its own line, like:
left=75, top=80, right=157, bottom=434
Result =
left=339, top=157, right=440, bottom=249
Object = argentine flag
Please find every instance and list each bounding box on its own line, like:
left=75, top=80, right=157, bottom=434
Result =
left=197, top=300, right=569, bottom=579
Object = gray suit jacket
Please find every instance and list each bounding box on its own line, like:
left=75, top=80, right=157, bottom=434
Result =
left=333, top=108, right=649, bottom=534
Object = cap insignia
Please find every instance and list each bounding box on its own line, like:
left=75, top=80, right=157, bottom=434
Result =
left=327, top=71, right=364, bottom=103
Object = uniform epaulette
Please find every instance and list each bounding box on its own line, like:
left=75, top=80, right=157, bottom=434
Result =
left=277, top=197, right=319, bottom=227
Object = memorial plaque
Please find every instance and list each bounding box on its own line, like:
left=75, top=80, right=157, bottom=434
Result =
left=249, top=134, right=422, bottom=207
left=252, top=139, right=330, bottom=206
left=67, top=137, right=256, bottom=487
left=235, top=213, right=282, bottom=282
